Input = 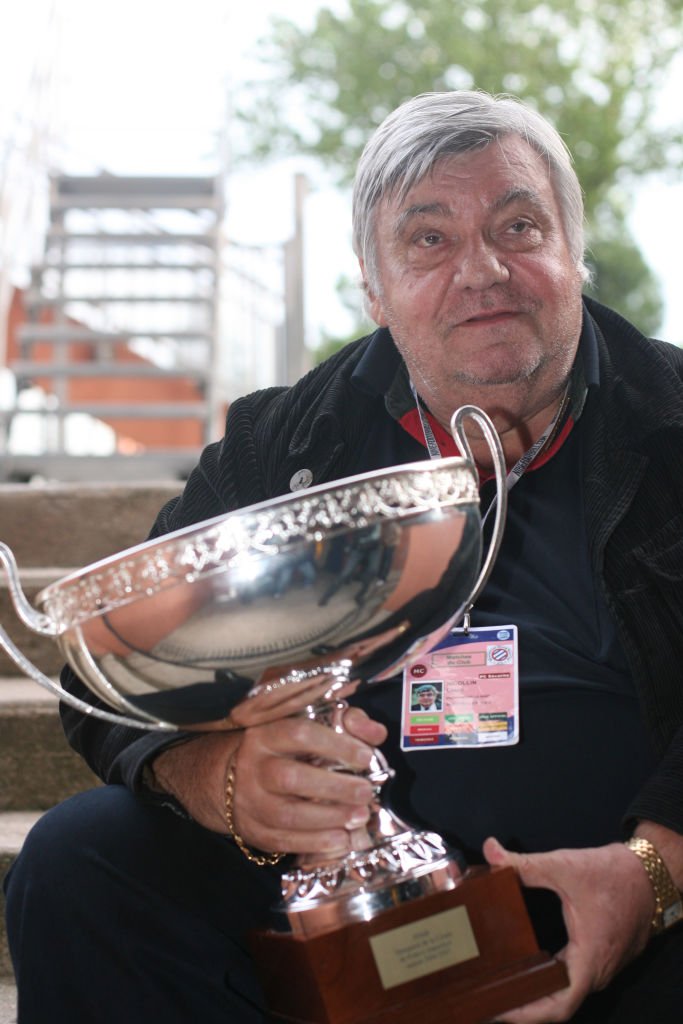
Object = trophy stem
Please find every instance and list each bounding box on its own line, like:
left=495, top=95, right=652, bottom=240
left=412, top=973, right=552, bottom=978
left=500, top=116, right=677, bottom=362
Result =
left=279, top=697, right=464, bottom=937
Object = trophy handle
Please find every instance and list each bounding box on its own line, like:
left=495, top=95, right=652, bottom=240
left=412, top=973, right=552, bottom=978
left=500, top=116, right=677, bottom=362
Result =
left=450, top=405, right=507, bottom=615
left=0, top=541, right=173, bottom=731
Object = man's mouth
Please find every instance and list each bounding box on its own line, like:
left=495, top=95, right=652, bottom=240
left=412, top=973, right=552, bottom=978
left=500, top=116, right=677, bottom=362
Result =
left=463, top=309, right=519, bottom=325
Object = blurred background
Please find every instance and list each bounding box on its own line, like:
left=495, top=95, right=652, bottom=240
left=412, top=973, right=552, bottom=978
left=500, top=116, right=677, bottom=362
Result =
left=0, top=0, right=681, bottom=481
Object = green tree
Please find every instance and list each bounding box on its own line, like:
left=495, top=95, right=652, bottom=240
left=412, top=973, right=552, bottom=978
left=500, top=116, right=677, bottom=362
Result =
left=313, top=272, right=374, bottom=362
left=237, top=0, right=683, bottom=341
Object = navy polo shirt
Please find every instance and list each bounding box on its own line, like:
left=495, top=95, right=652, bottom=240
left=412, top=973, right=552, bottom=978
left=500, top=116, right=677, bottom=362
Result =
left=346, top=311, right=656, bottom=936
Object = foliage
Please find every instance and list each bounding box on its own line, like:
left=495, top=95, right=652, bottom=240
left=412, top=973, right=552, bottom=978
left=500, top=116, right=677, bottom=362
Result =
left=237, top=0, right=683, bottom=338
left=313, top=272, right=374, bottom=362
left=583, top=205, right=664, bottom=336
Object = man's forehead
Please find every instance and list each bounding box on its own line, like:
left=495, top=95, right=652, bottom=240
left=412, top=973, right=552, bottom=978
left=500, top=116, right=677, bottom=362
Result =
left=381, top=137, right=555, bottom=217
left=392, top=185, right=551, bottom=232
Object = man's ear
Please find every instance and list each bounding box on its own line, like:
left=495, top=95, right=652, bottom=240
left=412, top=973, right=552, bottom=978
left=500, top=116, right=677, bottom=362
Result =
left=359, top=259, right=388, bottom=327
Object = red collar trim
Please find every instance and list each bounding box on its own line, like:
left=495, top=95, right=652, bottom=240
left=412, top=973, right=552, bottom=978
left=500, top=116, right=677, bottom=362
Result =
left=399, top=408, right=576, bottom=483
left=400, top=408, right=460, bottom=457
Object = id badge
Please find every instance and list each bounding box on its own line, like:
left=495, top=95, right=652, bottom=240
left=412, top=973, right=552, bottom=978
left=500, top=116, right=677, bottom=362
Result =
left=401, top=625, right=519, bottom=750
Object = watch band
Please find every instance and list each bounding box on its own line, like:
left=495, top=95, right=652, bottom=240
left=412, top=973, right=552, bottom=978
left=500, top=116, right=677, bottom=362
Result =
left=625, top=837, right=683, bottom=935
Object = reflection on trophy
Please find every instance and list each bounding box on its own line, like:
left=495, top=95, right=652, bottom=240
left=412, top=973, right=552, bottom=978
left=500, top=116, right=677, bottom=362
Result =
left=0, top=407, right=567, bottom=1024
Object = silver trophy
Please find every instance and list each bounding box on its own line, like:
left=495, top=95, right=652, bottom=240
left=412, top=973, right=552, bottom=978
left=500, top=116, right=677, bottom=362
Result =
left=2, top=406, right=565, bottom=1024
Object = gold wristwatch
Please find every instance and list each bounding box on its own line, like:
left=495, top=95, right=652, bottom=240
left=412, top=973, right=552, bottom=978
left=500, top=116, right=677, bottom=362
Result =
left=625, top=837, right=683, bottom=934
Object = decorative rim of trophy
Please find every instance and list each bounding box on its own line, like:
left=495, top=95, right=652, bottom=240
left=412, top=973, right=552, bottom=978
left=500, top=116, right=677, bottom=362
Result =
left=37, top=459, right=480, bottom=633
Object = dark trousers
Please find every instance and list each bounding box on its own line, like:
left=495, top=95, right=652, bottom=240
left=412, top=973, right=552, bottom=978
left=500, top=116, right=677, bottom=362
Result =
left=4, top=786, right=282, bottom=1023
left=4, top=784, right=683, bottom=1023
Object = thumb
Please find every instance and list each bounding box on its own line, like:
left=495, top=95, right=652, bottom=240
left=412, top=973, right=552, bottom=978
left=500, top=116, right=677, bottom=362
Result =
left=483, top=836, right=557, bottom=893
left=482, top=835, right=515, bottom=867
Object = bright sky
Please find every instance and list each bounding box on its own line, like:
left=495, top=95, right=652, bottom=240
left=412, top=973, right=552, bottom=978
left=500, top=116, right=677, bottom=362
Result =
left=1, top=0, right=682, bottom=343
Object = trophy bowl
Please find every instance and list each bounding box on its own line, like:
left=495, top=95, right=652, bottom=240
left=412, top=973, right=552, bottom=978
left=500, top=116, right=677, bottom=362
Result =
left=35, top=455, right=482, bottom=731
left=0, top=407, right=567, bottom=1024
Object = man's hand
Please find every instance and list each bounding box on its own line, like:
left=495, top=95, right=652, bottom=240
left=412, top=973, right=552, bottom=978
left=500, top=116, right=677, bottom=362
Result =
left=482, top=837, right=655, bottom=1023
left=151, top=707, right=387, bottom=855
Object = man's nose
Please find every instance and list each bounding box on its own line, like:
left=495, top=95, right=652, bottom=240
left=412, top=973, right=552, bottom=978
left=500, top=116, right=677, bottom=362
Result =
left=451, top=240, right=510, bottom=289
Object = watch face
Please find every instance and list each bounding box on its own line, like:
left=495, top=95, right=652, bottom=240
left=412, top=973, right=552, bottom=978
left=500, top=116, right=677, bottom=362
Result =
left=663, top=900, right=683, bottom=930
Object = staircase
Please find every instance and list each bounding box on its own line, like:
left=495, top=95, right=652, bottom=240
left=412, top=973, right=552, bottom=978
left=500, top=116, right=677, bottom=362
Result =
left=2, top=173, right=223, bottom=482
left=0, top=480, right=181, bottom=1013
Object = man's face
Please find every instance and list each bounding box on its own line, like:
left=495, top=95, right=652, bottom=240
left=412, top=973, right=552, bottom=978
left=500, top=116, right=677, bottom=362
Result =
left=418, top=688, right=436, bottom=707
left=364, top=135, right=584, bottom=427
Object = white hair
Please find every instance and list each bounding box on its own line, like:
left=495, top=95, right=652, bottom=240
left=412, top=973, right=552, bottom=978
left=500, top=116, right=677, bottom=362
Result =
left=352, top=90, right=589, bottom=291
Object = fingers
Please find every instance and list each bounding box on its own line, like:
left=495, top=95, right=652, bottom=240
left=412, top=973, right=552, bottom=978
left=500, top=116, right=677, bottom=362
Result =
left=234, top=787, right=367, bottom=858
left=486, top=930, right=590, bottom=1023
left=251, top=712, right=377, bottom=773
left=482, top=835, right=509, bottom=866
left=491, top=990, right=570, bottom=1023
left=482, top=836, right=539, bottom=886
left=342, top=704, right=388, bottom=748
left=155, top=709, right=388, bottom=858
left=490, top=965, right=586, bottom=1024
left=233, top=714, right=381, bottom=855
left=265, top=750, right=370, bottom=803
left=482, top=839, right=654, bottom=1022
left=483, top=836, right=561, bottom=892
left=481, top=838, right=581, bottom=1020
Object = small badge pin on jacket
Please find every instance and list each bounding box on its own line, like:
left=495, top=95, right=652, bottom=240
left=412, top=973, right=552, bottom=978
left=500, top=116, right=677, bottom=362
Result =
left=289, top=468, right=313, bottom=491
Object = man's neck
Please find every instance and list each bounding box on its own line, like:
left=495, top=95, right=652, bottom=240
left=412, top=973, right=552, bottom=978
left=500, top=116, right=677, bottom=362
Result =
left=431, top=383, right=571, bottom=472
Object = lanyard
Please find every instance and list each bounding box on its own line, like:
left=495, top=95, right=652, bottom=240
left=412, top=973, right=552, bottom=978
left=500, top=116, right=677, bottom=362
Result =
left=410, top=378, right=569, bottom=477
left=408, top=378, right=573, bottom=529
left=410, top=379, right=445, bottom=461
left=408, top=376, right=586, bottom=630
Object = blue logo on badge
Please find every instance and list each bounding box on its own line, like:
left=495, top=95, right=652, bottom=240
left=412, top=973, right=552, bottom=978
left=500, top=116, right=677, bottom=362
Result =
left=497, top=629, right=511, bottom=640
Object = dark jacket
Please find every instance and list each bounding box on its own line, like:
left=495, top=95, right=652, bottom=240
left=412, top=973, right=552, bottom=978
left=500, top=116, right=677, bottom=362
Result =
left=60, top=296, right=683, bottom=835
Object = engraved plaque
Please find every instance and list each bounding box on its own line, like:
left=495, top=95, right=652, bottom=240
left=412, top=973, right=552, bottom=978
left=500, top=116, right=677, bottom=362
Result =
left=369, top=906, right=479, bottom=989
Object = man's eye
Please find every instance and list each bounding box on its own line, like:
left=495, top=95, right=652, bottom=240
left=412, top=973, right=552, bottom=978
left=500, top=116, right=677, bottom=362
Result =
left=508, top=219, right=542, bottom=237
left=416, top=232, right=443, bottom=247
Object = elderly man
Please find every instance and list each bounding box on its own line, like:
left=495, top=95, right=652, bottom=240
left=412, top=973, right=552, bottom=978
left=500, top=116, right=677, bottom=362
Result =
left=411, top=684, right=442, bottom=712
left=5, top=90, right=683, bottom=1024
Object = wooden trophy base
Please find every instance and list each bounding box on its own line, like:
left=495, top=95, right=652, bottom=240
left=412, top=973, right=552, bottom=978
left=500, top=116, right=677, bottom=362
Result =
left=250, top=865, right=568, bottom=1024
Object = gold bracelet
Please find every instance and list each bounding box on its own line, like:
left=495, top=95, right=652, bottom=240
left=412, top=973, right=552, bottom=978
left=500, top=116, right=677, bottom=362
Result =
left=625, top=837, right=683, bottom=935
left=224, top=754, right=286, bottom=867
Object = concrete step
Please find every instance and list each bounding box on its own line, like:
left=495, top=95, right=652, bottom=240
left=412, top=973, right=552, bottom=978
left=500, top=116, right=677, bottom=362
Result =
left=0, top=481, right=185, bottom=1005
left=0, top=980, right=16, bottom=1024
left=0, top=480, right=180, bottom=567
left=1, top=452, right=200, bottom=485
left=0, top=810, right=42, bottom=981
left=0, top=480, right=181, bottom=674
left=0, top=678, right=99, bottom=812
